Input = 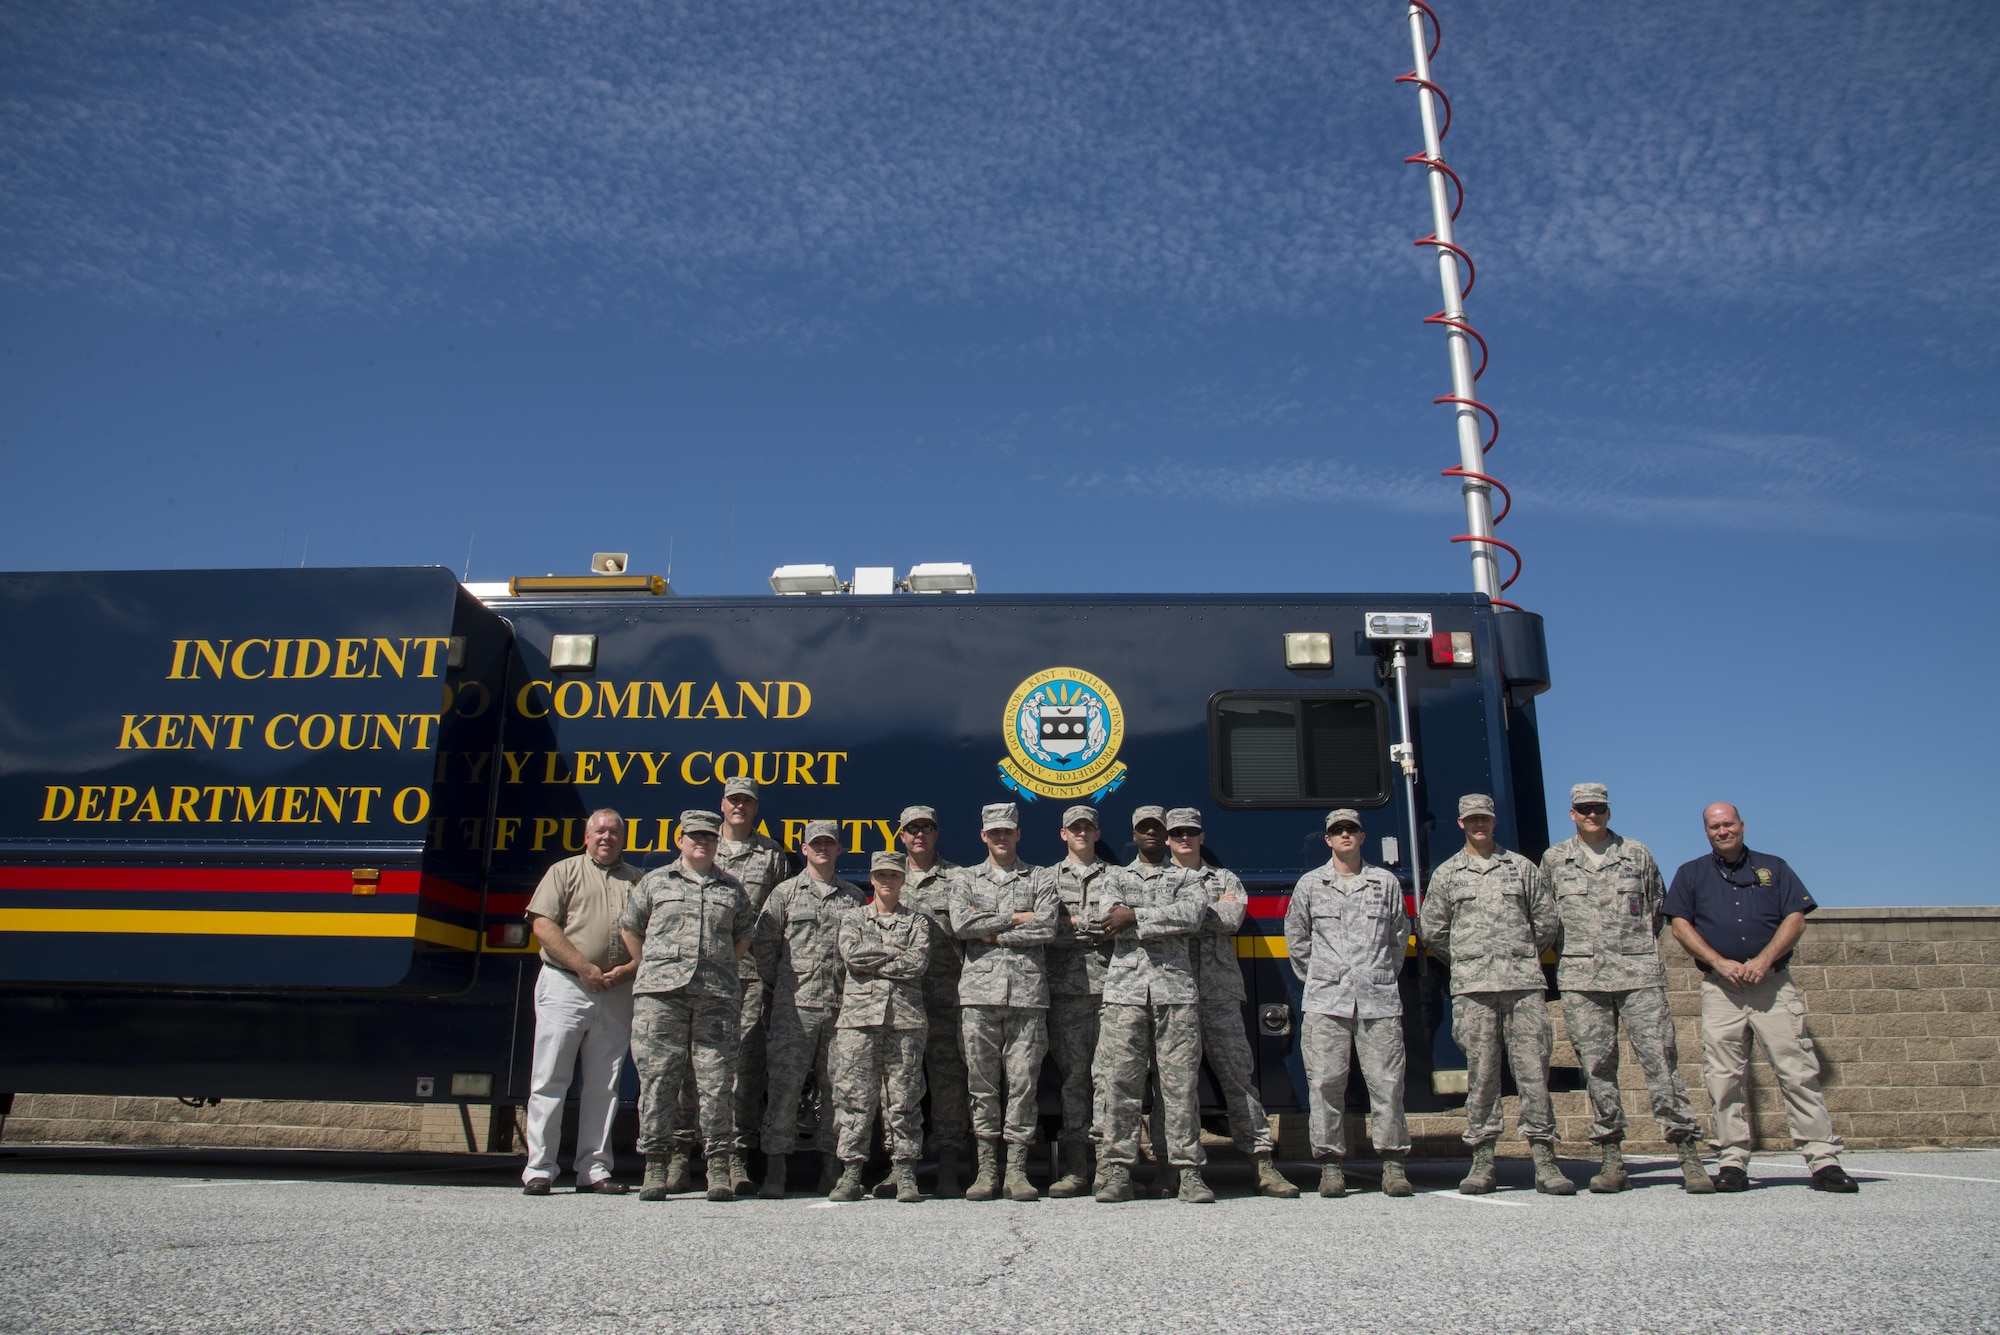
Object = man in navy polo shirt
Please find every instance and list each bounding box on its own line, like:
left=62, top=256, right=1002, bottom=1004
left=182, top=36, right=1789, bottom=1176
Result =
left=1666, top=802, right=1856, bottom=1194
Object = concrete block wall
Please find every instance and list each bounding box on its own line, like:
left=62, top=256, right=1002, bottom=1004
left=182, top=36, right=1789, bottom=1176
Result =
left=1278, top=906, right=2000, bottom=1158
left=8, top=907, right=1997, bottom=1159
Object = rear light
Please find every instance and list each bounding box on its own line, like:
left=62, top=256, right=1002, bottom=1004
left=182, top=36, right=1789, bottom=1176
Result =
left=1430, top=630, right=1473, bottom=665
left=488, top=922, right=529, bottom=949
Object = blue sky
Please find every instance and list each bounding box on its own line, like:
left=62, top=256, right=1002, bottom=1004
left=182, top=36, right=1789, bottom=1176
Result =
left=3, top=0, right=1995, bottom=903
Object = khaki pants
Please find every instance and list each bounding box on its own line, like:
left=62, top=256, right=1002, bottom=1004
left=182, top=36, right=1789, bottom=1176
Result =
left=1700, top=969, right=1842, bottom=1171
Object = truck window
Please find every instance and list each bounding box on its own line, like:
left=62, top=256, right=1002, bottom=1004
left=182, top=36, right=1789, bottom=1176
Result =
left=1210, top=693, right=1388, bottom=807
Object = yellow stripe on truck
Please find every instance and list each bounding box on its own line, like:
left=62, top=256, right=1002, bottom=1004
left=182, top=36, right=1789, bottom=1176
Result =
left=0, top=908, right=477, bottom=951
left=1235, top=935, right=1427, bottom=959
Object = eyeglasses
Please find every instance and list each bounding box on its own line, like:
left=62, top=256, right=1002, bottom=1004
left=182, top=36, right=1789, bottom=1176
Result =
left=903, top=823, right=937, bottom=834
left=1573, top=804, right=1609, bottom=816
left=1166, top=829, right=1201, bottom=839
left=683, top=831, right=719, bottom=842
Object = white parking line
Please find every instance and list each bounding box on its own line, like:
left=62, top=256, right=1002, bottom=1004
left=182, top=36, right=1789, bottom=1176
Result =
left=178, top=1179, right=313, bottom=1188
left=1750, top=1158, right=2000, bottom=1186
left=1422, top=1189, right=1530, bottom=1208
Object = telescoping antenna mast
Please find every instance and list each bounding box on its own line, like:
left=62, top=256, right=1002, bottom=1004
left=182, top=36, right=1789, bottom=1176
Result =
left=1399, top=0, right=1521, bottom=611
left=1382, top=3, right=1527, bottom=1018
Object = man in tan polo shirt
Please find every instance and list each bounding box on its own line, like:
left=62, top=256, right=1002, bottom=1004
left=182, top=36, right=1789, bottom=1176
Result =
left=521, top=807, right=643, bottom=1195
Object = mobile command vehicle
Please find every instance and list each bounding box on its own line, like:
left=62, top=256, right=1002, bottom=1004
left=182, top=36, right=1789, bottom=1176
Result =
left=0, top=562, right=1554, bottom=1137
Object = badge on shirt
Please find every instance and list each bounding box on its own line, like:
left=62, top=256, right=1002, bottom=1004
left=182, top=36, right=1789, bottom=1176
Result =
left=1756, top=868, right=1772, bottom=887
left=1628, top=894, right=1644, bottom=916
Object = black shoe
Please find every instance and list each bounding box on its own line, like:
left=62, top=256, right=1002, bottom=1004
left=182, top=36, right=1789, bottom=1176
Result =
left=1810, top=1164, right=1859, bottom=1194
left=1713, top=1166, right=1749, bottom=1193
left=577, top=1177, right=629, bottom=1195
left=522, top=1177, right=552, bottom=1196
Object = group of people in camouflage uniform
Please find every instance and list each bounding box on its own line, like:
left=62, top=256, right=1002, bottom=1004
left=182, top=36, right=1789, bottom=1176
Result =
left=520, top=776, right=1771, bottom=1202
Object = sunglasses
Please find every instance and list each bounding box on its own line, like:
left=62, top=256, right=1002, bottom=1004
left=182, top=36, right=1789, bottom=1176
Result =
left=1167, top=828, right=1201, bottom=839
left=1329, top=825, right=1362, bottom=836
left=1573, top=804, right=1609, bottom=816
left=903, top=823, right=938, bottom=834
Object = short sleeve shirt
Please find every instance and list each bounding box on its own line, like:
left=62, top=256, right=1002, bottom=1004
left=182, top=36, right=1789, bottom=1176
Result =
left=1664, top=848, right=1816, bottom=970
left=524, top=854, right=643, bottom=972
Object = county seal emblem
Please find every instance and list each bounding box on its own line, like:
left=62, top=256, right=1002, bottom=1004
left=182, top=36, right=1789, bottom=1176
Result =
left=997, top=667, right=1129, bottom=803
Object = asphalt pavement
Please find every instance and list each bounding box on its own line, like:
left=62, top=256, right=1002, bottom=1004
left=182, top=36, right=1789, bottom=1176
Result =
left=3, top=1146, right=1996, bottom=1335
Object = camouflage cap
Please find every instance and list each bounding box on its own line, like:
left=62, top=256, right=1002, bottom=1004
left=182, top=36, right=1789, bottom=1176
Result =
left=1061, top=804, right=1099, bottom=829
left=870, top=851, right=909, bottom=875
left=721, top=776, right=760, bottom=799
left=1324, top=808, right=1363, bottom=831
left=1131, top=805, right=1167, bottom=829
left=1570, top=782, right=1609, bottom=807
left=1164, top=807, right=1203, bottom=832
left=679, top=809, right=722, bottom=835
left=980, top=802, right=1019, bottom=831
left=802, top=819, right=841, bottom=843
left=1458, top=793, right=1496, bottom=819
left=898, top=805, right=938, bottom=829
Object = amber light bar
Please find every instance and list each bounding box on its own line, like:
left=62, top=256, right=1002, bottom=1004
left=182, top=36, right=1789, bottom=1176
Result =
left=508, top=574, right=668, bottom=596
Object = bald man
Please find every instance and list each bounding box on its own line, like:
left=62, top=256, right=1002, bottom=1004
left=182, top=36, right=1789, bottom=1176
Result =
left=1665, top=803, right=1855, bottom=1194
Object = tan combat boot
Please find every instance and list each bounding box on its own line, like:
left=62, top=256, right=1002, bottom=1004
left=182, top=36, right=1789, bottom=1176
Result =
left=1253, top=1152, right=1300, bottom=1198
left=965, top=1140, right=1002, bottom=1201
left=892, top=1161, right=922, bottom=1203
left=1048, top=1141, right=1092, bottom=1198
left=1678, top=1141, right=1717, bottom=1194
left=1177, top=1166, right=1215, bottom=1204
left=933, top=1146, right=963, bottom=1198
left=758, top=1152, right=788, bottom=1199
left=1002, top=1143, right=1040, bottom=1201
left=1317, top=1160, right=1346, bottom=1197
left=1094, top=1162, right=1134, bottom=1203
left=638, top=1154, right=670, bottom=1202
left=662, top=1147, right=694, bottom=1195
left=1589, top=1142, right=1628, bottom=1193
left=705, top=1155, right=735, bottom=1202
left=725, top=1150, right=752, bottom=1196
left=1532, top=1142, right=1577, bottom=1195
left=1380, top=1154, right=1413, bottom=1197
left=1459, top=1144, right=1497, bottom=1195
left=828, top=1161, right=866, bottom=1202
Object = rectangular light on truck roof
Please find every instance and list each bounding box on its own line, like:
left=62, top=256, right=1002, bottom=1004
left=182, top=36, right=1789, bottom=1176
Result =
left=769, top=564, right=844, bottom=595
left=903, top=562, right=977, bottom=594
left=1364, top=612, right=1433, bottom=640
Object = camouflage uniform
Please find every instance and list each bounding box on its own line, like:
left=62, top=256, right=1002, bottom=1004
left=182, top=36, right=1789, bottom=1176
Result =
left=1094, top=864, right=1209, bottom=1167
left=754, top=868, right=868, bottom=1155
left=1419, top=845, right=1561, bottom=1146
left=1285, top=860, right=1410, bottom=1157
left=667, top=832, right=796, bottom=1154
left=1187, top=863, right=1276, bottom=1155
left=830, top=902, right=932, bottom=1162
left=949, top=858, right=1057, bottom=1146
left=1040, top=856, right=1121, bottom=1150
left=1543, top=831, right=1700, bottom=1145
left=903, top=856, right=968, bottom=1155
left=621, top=861, right=756, bottom=1157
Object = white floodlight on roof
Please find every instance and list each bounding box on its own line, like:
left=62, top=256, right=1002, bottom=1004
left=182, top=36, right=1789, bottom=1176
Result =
left=902, top=562, right=977, bottom=594
left=769, top=563, right=845, bottom=595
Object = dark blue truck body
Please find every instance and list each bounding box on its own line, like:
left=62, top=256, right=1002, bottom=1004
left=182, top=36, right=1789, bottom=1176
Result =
left=0, top=567, right=1552, bottom=1119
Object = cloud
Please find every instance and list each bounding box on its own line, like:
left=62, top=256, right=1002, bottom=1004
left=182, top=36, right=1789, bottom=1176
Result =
left=2, top=0, right=1995, bottom=331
